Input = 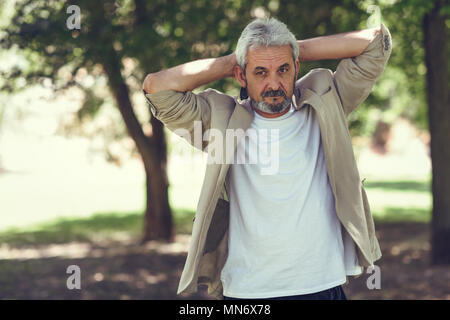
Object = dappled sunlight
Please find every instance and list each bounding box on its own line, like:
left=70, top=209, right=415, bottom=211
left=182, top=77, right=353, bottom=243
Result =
left=137, top=269, right=169, bottom=285
left=343, top=222, right=450, bottom=300
left=0, top=242, right=92, bottom=260
left=0, top=235, right=207, bottom=299
left=0, top=234, right=191, bottom=261
left=142, top=235, right=191, bottom=255
left=1, top=222, right=448, bottom=299
left=92, top=270, right=169, bottom=287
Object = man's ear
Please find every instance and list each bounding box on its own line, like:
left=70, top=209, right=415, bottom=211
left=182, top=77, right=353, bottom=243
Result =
left=295, top=59, right=300, bottom=77
left=234, top=65, right=247, bottom=88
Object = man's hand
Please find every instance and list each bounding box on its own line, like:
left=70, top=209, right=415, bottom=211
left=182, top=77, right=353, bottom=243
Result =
left=143, top=53, right=237, bottom=94
left=298, top=27, right=381, bottom=62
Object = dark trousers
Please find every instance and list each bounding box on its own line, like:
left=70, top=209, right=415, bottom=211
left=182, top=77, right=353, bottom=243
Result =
left=223, top=285, right=347, bottom=300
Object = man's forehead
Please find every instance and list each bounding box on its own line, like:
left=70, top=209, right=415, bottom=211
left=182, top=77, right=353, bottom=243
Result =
left=247, top=45, right=293, bottom=68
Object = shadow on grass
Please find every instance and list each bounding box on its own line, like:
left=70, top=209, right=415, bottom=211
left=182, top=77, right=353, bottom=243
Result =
left=0, top=245, right=208, bottom=299
left=364, top=180, right=430, bottom=193
left=0, top=208, right=195, bottom=248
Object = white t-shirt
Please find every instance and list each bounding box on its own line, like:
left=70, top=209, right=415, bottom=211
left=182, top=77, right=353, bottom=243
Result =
left=221, top=104, right=362, bottom=299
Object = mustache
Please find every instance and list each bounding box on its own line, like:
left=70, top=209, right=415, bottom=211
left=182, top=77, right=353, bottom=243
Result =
left=261, top=89, right=287, bottom=98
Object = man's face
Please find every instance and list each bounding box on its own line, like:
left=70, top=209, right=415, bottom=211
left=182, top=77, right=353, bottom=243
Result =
left=235, top=45, right=300, bottom=116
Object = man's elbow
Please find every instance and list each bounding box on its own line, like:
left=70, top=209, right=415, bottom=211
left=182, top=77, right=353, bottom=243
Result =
left=142, top=73, right=158, bottom=94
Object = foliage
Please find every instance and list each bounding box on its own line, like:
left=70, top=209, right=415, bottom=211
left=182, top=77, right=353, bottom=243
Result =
left=1, top=0, right=448, bottom=138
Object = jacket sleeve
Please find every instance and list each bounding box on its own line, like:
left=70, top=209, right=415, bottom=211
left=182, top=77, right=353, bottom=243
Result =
left=333, top=23, right=392, bottom=117
left=143, top=88, right=217, bottom=151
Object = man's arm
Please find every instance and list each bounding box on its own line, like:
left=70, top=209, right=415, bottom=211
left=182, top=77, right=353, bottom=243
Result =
left=143, top=54, right=237, bottom=94
left=332, top=23, right=392, bottom=116
left=297, top=24, right=392, bottom=116
left=142, top=54, right=237, bottom=152
left=298, top=27, right=381, bottom=62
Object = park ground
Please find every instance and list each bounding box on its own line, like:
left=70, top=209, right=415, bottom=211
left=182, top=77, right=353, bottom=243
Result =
left=0, top=219, right=449, bottom=299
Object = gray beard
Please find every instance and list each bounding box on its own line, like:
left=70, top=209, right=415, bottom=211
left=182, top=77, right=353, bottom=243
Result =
left=252, top=97, right=292, bottom=114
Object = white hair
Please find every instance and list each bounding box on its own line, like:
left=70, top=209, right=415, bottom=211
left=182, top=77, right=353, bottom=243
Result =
left=235, top=17, right=299, bottom=71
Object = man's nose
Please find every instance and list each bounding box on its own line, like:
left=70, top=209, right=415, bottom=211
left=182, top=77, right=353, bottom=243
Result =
left=265, top=74, right=281, bottom=93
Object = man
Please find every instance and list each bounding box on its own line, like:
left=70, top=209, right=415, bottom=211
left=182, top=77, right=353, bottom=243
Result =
left=143, top=17, right=391, bottom=300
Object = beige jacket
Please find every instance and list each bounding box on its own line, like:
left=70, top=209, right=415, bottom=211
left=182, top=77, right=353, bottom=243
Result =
left=145, top=24, right=392, bottom=299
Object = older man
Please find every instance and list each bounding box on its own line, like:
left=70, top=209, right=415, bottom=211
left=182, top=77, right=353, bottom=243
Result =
left=143, top=18, right=391, bottom=300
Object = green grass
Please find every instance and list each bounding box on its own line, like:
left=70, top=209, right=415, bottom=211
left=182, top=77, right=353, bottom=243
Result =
left=364, top=180, right=431, bottom=193
left=372, top=207, right=431, bottom=223
left=364, top=178, right=431, bottom=223
left=0, top=212, right=142, bottom=247
left=0, top=208, right=195, bottom=248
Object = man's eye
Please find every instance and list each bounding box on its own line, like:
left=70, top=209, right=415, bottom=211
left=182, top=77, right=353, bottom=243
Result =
left=256, top=71, right=266, bottom=76
left=279, top=67, right=288, bottom=73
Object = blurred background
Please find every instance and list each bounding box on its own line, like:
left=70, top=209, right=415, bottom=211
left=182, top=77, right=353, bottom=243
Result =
left=0, top=0, right=448, bottom=299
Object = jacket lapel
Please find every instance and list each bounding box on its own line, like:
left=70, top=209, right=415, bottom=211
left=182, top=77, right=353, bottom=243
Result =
left=295, top=87, right=338, bottom=207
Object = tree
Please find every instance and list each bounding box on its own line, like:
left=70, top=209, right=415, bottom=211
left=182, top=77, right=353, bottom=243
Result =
left=355, top=0, right=450, bottom=265
left=423, top=0, right=450, bottom=264
left=1, top=0, right=173, bottom=242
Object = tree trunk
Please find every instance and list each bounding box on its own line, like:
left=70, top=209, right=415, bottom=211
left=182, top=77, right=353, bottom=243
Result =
left=143, top=125, right=173, bottom=242
left=132, top=0, right=174, bottom=241
left=424, top=0, right=450, bottom=264
left=103, top=55, right=173, bottom=242
left=132, top=0, right=173, bottom=241
left=100, top=38, right=173, bottom=242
